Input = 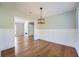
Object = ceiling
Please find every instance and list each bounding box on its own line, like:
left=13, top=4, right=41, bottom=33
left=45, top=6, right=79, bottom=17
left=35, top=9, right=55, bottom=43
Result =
left=15, top=2, right=78, bottom=17
left=0, top=2, right=78, bottom=17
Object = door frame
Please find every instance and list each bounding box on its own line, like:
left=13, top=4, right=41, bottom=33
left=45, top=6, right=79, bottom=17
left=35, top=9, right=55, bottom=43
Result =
left=28, top=22, right=34, bottom=39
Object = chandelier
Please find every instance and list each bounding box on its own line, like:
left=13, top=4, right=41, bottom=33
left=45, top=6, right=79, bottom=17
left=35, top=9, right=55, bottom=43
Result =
left=37, top=7, right=45, bottom=24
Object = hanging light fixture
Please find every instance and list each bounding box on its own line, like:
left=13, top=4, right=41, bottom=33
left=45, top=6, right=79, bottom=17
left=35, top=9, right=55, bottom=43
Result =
left=37, top=7, right=45, bottom=24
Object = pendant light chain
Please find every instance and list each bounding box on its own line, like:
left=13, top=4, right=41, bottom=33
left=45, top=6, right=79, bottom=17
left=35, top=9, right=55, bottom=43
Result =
left=40, top=7, right=42, bottom=19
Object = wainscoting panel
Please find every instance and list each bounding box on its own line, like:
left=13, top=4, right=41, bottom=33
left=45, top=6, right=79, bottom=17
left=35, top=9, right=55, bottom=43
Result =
left=0, top=29, right=14, bottom=51
left=34, top=29, right=76, bottom=47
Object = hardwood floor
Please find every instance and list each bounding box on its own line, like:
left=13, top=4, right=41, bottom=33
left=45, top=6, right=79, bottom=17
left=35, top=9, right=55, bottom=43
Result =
left=14, top=36, right=78, bottom=57
left=1, top=36, right=78, bottom=57
left=1, top=47, right=15, bottom=57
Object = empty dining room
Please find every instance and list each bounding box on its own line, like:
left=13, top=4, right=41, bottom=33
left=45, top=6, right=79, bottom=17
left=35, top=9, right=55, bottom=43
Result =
left=0, top=2, right=79, bottom=57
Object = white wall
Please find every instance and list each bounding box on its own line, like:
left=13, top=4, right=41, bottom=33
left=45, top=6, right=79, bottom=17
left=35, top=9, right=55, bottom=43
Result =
left=0, top=51, right=1, bottom=57
left=75, top=4, right=79, bottom=56
left=34, top=29, right=76, bottom=47
left=75, top=29, right=79, bottom=56
left=0, top=29, right=14, bottom=51
left=0, top=30, right=2, bottom=51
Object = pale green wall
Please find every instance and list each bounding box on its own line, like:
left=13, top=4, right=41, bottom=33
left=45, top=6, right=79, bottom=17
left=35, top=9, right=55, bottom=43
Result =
left=0, top=4, right=28, bottom=29
left=0, top=5, right=15, bottom=28
left=37, top=10, right=76, bottom=29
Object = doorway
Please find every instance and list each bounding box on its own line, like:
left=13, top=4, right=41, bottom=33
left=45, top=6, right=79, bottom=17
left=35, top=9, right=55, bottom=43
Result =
left=14, top=16, right=34, bottom=38
left=28, top=22, right=34, bottom=40
left=15, top=23, right=24, bottom=37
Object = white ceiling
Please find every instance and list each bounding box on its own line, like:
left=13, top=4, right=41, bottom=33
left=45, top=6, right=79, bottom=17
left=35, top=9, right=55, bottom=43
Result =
left=0, top=2, right=78, bottom=17
left=15, top=2, right=78, bottom=17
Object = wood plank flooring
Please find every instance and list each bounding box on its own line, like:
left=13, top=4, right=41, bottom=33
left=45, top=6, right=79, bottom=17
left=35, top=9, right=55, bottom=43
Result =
left=14, top=36, right=78, bottom=57
left=1, top=47, right=15, bottom=57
